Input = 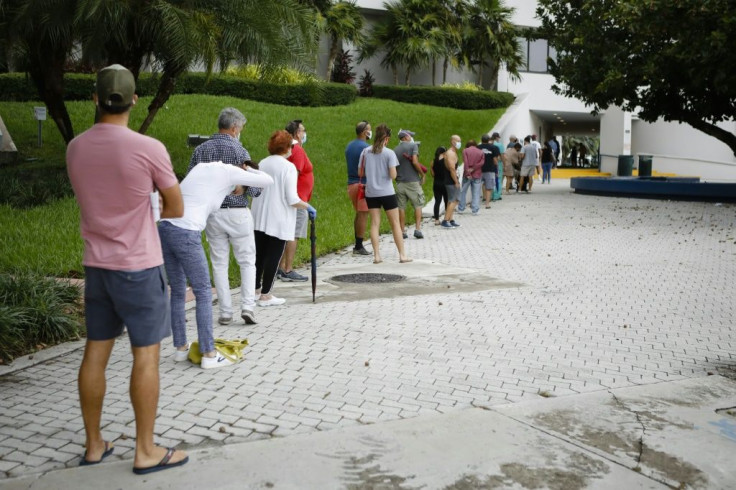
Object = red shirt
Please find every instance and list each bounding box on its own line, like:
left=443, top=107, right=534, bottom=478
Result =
left=287, top=144, right=314, bottom=202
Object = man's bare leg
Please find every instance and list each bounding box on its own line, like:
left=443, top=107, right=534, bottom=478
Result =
left=79, top=339, right=115, bottom=461
left=444, top=200, right=458, bottom=222
left=354, top=211, right=368, bottom=244
left=398, top=209, right=407, bottom=233
left=131, top=343, right=187, bottom=468
left=279, top=240, right=298, bottom=273
left=413, top=207, right=422, bottom=231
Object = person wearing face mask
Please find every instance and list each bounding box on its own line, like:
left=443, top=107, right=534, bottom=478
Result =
left=188, top=107, right=264, bottom=327
left=278, top=119, right=315, bottom=282
left=251, top=130, right=316, bottom=306
left=345, top=121, right=372, bottom=256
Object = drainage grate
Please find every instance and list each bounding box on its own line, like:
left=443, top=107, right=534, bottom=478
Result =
left=330, top=273, right=406, bottom=284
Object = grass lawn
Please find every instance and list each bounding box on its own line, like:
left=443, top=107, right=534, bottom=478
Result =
left=0, top=95, right=505, bottom=281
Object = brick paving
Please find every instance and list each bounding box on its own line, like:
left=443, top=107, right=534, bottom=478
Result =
left=0, top=179, right=734, bottom=479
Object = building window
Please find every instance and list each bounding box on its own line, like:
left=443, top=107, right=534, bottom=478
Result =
left=518, top=37, right=556, bottom=73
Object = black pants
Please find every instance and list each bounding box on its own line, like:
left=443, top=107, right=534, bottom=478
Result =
left=433, top=185, right=448, bottom=220
left=254, top=230, right=286, bottom=295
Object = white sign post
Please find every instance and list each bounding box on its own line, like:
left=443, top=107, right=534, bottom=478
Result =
left=33, top=106, right=47, bottom=147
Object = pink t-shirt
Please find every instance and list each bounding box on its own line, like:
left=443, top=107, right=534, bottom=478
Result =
left=67, top=123, right=178, bottom=270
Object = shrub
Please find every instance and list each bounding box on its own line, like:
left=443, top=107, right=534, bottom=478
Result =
left=372, top=85, right=514, bottom=110
left=330, top=50, right=356, bottom=84
left=358, top=69, right=375, bottom=97
left=0, top=272, right=83, bottom=364
left=0, top=72, right=356, bottom=107
left=441, top=81, right=482, bottom=91
left=225, top=64, right=318, bottom=84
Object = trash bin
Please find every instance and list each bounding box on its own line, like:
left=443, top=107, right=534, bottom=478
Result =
left=638, top=155, right=652, bottom=177
left=617, top=155, right=634, bottom=176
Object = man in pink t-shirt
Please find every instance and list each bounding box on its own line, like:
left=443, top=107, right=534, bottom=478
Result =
left=66, top=64, right=188, bottom=475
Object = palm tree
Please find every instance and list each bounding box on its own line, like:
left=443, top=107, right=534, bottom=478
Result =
left=78, top=0, right=317, bottom=134
left=321, top=0, right=364, bottom=81
left=362, top=0, right=446, bottom=86
left=460, top=0, right=522, bottom=89
left=1, top=0, right=78, bottom=143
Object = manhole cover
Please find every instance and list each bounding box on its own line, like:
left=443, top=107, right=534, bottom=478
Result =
left=330, top=273, right=406, bottom=284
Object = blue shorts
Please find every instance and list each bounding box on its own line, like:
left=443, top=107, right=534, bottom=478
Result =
left=84, top=265, right=171, bottom=347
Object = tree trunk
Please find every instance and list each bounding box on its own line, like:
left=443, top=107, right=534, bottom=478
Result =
left=392, top=67, right=398, bottom=85
left=326, top=36, right=339, bottom=81
left=404, top=69, right=411, bottom=86
left=138, top=68, right=180, bottom=134
left=442, top=58, right=449, bottom=84
left=477, top=65, right=483, bottom=87
left=685, top=117, right=736, bottom=157
left=28, top=50, right=74, bottom=143
left=432, top=59, right=436, bottom=86
left=488, top=63, right=500, bottom=91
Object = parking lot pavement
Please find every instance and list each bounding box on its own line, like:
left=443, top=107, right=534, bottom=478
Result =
left=0, top=179, right=734, bottom=482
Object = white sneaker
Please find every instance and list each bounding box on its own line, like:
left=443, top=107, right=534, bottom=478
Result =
left=241, top=309, right=257, bottom=324
left=257, top=295, right=286, bottom=307
left=201, top=353, right=234, bottom=369
left=173, top=345, right=189, bottom=362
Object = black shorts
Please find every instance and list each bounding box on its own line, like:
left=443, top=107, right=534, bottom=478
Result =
left=84, top=265, right=171, bottom=347
left=365, top=194, right=399, bottom=211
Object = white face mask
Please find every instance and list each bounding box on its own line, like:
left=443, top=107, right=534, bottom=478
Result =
left=455, top=141, right=462, bottom=150
left=410, top=137, right=415, bottom=143
left=285, top=150, right=292, bottom=159
left=366, top=130, right=372, bottom=140
left=301, top=132, right=307, bottom=145
left=235, top=132, right=241, bottom=141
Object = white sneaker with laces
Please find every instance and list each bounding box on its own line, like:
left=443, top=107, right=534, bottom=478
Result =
left=201, top=353, right=234, bottom=369
left=173, top=345, right=189, bottom=362
left=257, top=295, right=286, bottom=307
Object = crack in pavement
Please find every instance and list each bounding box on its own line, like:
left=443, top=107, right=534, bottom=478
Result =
left=609, top=391, right=646, bottom=467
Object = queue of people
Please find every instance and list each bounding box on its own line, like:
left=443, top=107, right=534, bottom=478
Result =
left=67, top=64, right=565, bottom=477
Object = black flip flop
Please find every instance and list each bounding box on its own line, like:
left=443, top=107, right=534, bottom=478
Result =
left=79, top=441, right=114, bottom=466
left=133, top=447, right=189, bottom=475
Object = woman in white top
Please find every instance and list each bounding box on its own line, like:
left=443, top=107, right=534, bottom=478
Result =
left=159, top=161, right=273, bottom=369
left=251, top=130, right=315, bottom=306
left=358, top=123, right=411, bottom=264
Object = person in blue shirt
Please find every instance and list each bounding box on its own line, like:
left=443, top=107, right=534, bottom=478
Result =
left=345, top=121, right=372, bottom=256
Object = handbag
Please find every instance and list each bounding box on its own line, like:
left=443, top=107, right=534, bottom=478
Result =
left=188, top=338, right=249, bottom=365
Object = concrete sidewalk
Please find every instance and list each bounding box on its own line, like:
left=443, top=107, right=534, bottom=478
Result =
left=4, top=376, right=735, bottom=489
left=1, top=179, right=734, bottom=488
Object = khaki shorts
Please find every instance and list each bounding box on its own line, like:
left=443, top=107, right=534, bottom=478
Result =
left=395, top=181, right=425, bottom=209
left=520, top=166, right=536, bottom=177
left=347, top=183, right=369, bottom=212
left=294, top=208, right=308, bottom=239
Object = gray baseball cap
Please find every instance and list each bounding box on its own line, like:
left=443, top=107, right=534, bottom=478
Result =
left=96, top=64, right=135, bottom=108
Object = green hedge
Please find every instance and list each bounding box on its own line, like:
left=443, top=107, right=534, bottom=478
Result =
left=372, top=85, right=514, bottom=110
left=0, top=72, right=356, bottom=107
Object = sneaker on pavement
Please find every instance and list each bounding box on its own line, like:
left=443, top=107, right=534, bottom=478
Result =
left=241, top=309, right=256, bottom=325
left=402, top=232, right=408, bottom=239
left=471, top=211, right=479, bottom=216
left=456, top=208, right=465, bottom=214
left=450, top=220, right=461, bottom=227
left=257, top=295, right=286, bottom=307
left=441, top=220, right=454, bottom=229
left=173, top=345, right=189, bottom=362
left=414, top=230, right=424, bottom=239
left=281, top=270, right=308, bottom=282
left=276, top=268, right=286, bottom=280
left=201, top=353, right=234, bottom=369
left=352, top=247, right=371, bottom=256
left=218, top=315, right=232, bottom=325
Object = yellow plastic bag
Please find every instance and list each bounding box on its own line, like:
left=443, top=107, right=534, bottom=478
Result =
left=188, top=338, right=248, bottom=365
